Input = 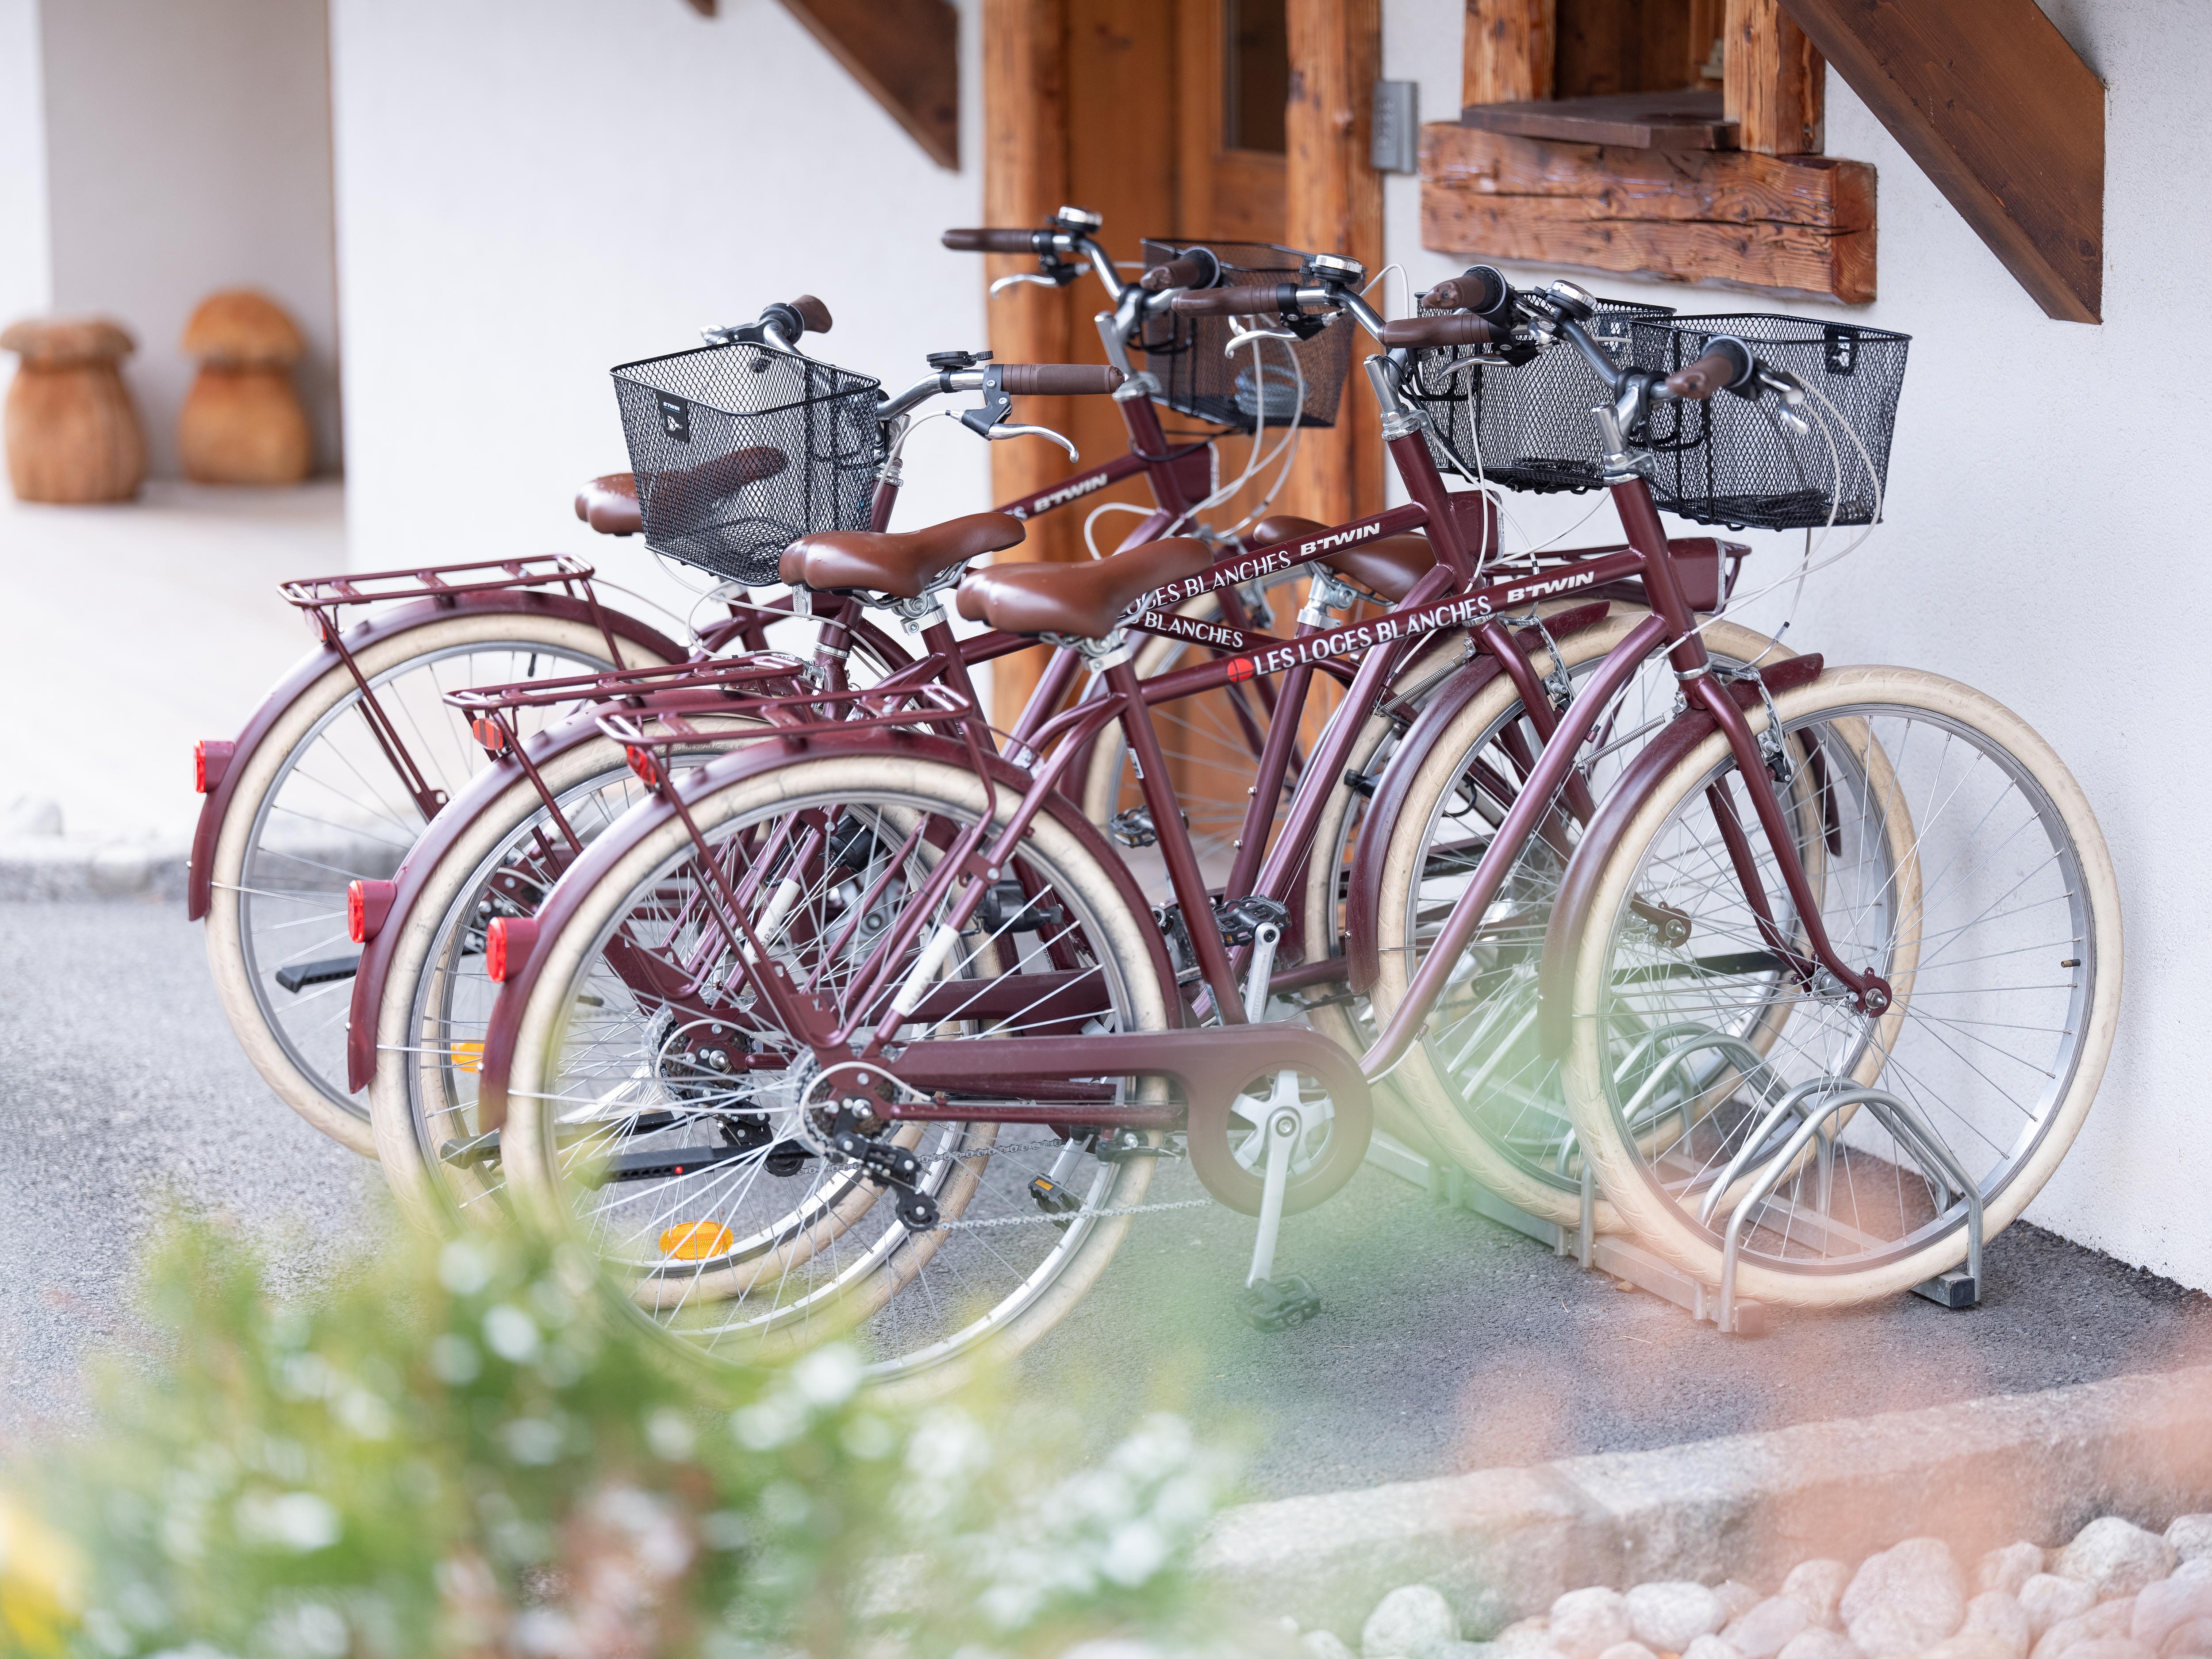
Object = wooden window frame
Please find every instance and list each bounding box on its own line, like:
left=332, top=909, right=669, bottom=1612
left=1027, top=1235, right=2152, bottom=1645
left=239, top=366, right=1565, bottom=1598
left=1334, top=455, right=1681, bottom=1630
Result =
left=1423, top=0, right=1873, bottom=304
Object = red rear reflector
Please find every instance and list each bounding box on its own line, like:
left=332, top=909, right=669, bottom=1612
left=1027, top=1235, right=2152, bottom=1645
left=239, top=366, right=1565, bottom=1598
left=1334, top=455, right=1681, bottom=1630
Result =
left=486, top=917, right=538, bottom=983
left=348, top=879, right=396, bottom=945
left=471, top=716, right=510, bottom=757
left=194, top=739, right=234, bottom=794
left=626, top=746, right=659, bottom=788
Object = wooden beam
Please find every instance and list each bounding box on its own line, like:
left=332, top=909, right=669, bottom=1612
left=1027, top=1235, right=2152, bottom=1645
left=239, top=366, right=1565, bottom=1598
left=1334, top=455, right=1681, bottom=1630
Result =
left=1463, top=0, right=1554, bottom=107
left=1422, top=123, right=1874, bottom=303
left=1288, top=0, right=1385, bottom=528
left=1727, top=0, right=1823, bottom=155
left=775, top=0, right=960, bottom=170
left=1459, top=88, right=1735, bottom=151
left=978, top=0, right=1069, bottom=723
left=1778, top=0, right=2101, bottom=323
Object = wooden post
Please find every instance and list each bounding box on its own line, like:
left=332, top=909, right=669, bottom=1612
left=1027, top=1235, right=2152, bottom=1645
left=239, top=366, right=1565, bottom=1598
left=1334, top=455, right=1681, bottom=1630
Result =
left=1726, top=0, right=1824, bottom=156
left=1463, top=0, right=1555, bottom=108
left=1285, top=0, right=1384, bottom=530
left=980, top=0, right=1070, bottom=722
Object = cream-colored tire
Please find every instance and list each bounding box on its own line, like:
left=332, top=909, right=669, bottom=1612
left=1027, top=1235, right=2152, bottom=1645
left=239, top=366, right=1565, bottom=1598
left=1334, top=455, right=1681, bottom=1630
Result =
left=204, top=612, right=660, bottom=1156
left=1355, top=615, right=1794, bottom=1226
left=499, top=752, right=1171, bottom=1390
left=1558, top=666, right=2122, bottom=1305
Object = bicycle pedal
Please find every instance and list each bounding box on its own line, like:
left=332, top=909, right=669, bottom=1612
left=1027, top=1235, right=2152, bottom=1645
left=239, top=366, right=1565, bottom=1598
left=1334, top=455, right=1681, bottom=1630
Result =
left=1108, top=807, right=1158, bottom=848
left=1028, top=1174, right=1081, bottom=1227
left=1215, top=893, right=1291, bottom=949
left=1237, top=1275, right=1321, bottom=1333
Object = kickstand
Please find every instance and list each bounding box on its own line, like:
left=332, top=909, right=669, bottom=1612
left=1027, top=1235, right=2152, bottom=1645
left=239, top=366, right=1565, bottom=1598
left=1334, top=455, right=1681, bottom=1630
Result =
left=1235, top=922, right=1321, bottom=1332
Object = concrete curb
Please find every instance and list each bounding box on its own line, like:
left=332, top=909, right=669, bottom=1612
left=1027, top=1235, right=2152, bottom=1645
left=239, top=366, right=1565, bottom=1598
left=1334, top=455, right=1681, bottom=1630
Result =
left=1197, top=1364, right=2212, bottom=1634
left=0, top=839, right=189, bottom=902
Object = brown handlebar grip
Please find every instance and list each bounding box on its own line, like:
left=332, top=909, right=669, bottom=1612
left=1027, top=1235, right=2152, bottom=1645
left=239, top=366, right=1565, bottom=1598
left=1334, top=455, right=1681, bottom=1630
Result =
left=1421, top=269, right=1509, bottom=315
left=1666, top=344, right=1752, bottom=401
left=1140, top=251, right=1214, bottom=292
left=1378, top=315, right=1498, bottom=349
left=1170, top=282, right=1298, bottom=317
left=942, top=227, right=1047, bottom=254
left=787, top=294, right=832, bottom=335
left=999, top=364, right=1126, bottom=396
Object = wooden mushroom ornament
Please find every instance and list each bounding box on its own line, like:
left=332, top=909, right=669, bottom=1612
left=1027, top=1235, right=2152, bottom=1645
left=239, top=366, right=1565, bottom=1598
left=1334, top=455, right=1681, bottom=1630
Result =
left=1, top=316, right=146, bottom=503
left=178, top=290, right=312, bottom=484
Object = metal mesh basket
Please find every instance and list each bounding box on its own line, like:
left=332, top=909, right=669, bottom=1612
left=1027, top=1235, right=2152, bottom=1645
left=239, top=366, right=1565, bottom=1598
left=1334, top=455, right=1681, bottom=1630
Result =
left=1402, top=296, right=1673, bottom=494
left=1632, top=313, right=1910, bottom=531
left=611, top=341, right=884, bottom=585
left=1136, top=238, right=1353, bottom=432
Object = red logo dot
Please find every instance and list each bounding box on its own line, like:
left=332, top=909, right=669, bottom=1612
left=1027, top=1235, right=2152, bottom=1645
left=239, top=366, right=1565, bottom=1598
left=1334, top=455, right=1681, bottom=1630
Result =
left=1225, top=657, right=1256, bottom=683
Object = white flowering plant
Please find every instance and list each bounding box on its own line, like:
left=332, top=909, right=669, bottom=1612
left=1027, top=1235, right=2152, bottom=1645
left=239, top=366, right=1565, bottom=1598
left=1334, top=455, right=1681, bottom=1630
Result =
left=0, top=1219, right=1240, bottom=1659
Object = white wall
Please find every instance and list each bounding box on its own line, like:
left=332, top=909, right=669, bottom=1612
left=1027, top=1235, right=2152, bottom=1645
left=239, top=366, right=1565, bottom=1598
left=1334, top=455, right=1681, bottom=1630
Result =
left=0, top=0, right=51, bottom=330
left=326, top=0, right=989, bottom=625
left=1384, top=0, right=2212, bottom=1286
left=38, top=0, right=341, bottom=475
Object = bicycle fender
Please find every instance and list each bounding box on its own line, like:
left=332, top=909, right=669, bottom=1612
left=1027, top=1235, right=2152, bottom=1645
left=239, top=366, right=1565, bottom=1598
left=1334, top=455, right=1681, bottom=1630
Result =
left=474, top=729, right=1184, bottom=1133
left=1535, top=653, right=1824, bottom=1060
left=187, top=591, right=682, bottom=921
left=1341, top=600, right=1613, bottom=995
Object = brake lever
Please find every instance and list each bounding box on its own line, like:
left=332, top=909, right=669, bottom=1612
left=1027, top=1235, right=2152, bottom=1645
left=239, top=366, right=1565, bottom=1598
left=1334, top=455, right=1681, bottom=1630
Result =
left=983, top=422, right=1080, bottom=463
left=990, top=272, right=1064, bottom=298
left=1225, top=325, right=1302, bottom=353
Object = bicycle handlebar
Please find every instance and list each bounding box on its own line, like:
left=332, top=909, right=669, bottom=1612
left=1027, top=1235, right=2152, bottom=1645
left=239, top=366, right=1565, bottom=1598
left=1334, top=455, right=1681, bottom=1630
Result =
left=1665, top=338, right=1756, bottom=401
left=1378, top=314, right=1498, bottom=350
left=942, top=227, right=1055, bottom=255
left=1169, top=282, right=1305, bottom=318
left=1421, top=265, right=1514, bottom=322
left=999, top=364, right=1125, bottom=396
left=703, top=295, right=833, bottom=351
left=1140, top=248, right=1222, bottom=293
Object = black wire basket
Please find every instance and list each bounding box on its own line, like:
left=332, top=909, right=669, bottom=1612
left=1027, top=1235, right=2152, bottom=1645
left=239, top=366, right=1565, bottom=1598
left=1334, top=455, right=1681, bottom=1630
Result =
left=1631, top=313, right=1910, bottom=531
left=1136, top=238, right=1353, bottom=433
left=1401, top=295, right=1674, bottom=494
left=611, top=341, right=884, bottom=586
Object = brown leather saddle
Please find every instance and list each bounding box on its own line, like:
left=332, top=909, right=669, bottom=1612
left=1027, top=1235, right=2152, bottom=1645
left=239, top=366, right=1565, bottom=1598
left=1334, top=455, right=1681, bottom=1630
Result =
left=956, top=538, right=1214, bottom=638
left=778, top=512, right=1028, bottom=599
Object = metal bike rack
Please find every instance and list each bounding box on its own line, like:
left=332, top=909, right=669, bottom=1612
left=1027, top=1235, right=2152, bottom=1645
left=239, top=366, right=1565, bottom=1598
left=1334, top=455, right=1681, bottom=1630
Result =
left=1364, top=1056, right=1989, bottom=1336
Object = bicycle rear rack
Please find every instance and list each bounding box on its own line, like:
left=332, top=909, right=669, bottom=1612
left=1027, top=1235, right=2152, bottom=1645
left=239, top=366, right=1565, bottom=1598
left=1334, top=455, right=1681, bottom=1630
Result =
left=279, top=554, right=601, bottom=614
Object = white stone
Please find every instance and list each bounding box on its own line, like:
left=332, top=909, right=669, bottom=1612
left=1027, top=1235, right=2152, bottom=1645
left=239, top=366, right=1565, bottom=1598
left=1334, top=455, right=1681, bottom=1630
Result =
left=1684, top=1636, right=1747, bottom=1659
left=2159, top=1619, right=2212, bottom=1659
left=2170, top=1522, right=2212, bottom=1567
left=2058, top=1522, right=2179, bottom=1601
left=1922, top=1638, right=2025, bottom=1659
left=1842, top=1539, right=1967, bottom=1659
left=1983, top=1549, right=2051, bottom=1599
left=2059, top=1642, right=2154, bottom=1659
left=2024, top=1579, right=2104, bottom=1636
left=1963, top=1592, right=2035, bottom=1659
left=1776, top=1631, right=1863, bottom=1659
left=2134, top=1581, right=2212, bottom=1652
left=1628, top=1584, right=1727, bottom=1652
left=2177, top=1565, right=2212, bottom=1588
left=1727, top=1599, right=1813, bottom=1659
left=1717, top=1588, right=1766, bottom=1625
left=1497, top=1621, right=1558, bottom=1655
left=1598, top=1644, right=1660, bottom=1659
left=1784, top=1562, right=1852, bottom=1632
left=1365, top=1587, right=1460, bottom=1659
left=1301, top=1635, right=1356, bottom=1659
left=2036, top=1599, right=2139, bottom=1659
left=1548, top=1590, right=1633, bottom=1659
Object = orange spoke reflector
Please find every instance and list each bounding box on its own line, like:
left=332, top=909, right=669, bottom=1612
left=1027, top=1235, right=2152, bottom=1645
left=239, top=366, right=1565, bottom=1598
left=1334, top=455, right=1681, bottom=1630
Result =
left=450, top=1041, right=484, bottom=1074
left=658, top=1221, right=735, bottom=1261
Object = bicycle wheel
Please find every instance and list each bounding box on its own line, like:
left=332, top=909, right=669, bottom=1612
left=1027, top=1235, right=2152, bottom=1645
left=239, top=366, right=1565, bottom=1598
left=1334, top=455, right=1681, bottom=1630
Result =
left=497, top=751, right=1173, bottom=1386
left=1558, top=665, right=2121, bottom=1304
left=204, top=611, right=661, bottom=1155
left=1339, top=614, right=1800, bottom=1225
left=365, top=724, right=758, bottom=1231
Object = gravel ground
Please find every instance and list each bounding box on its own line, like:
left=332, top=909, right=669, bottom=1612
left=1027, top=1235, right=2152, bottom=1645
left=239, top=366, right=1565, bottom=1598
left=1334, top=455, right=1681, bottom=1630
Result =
left=5, top=899, right=2208, bottom=1499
